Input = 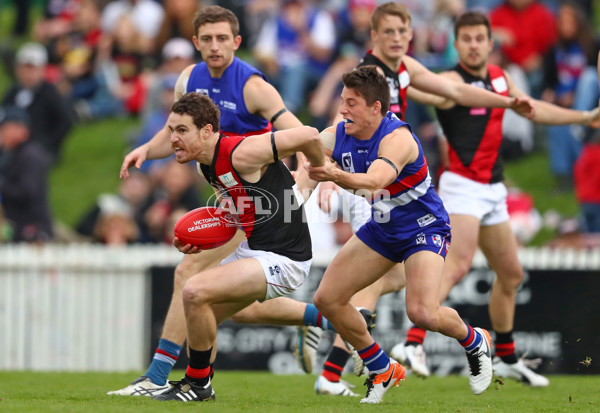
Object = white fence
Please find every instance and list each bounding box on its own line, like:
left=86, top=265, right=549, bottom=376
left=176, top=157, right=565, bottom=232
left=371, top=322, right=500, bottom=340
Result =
left=0, top=244, right=599, bottom=371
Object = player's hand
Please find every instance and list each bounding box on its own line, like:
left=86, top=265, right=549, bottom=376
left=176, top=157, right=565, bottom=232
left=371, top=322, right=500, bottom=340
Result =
left=120, top=145, right=149, bottom=179
left=318, top=181, right=340, bottom=213
left=306, top=158, right=340, bottom=183
left=585, top=107, right=600, bottom=128
left=509, top=96, right=535, bottom=119
left=173, top=237, right=202, bottom=254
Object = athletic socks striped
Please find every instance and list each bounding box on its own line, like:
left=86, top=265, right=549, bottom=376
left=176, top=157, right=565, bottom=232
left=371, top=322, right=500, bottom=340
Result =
left=495, top=331, right=518, bottom=364
left=459, top=325, right=483, bottom=354
left=186, top=347, right=212, bottom=386
left=322, top=346, right=351, bottom=382
left=406, top=325, right=427, bottom=346
left=304, top=303, right=336, bottom=332
left=358, top=342, right=390, bottom=375
left=145, top=338, right=182, bottom=385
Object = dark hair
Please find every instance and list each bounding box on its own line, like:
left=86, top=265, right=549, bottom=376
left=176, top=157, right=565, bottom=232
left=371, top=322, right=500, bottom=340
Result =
left=557, top=1, right=596, bottom=62
left=342, top=66, right=390, bottom=115
left=171, top=93, right=220, bottom=132
left=454, top=11, right=492, bottom=39
left=371, top=2, right=411, bottom=32
left=193, top=5, right=240, bottom=37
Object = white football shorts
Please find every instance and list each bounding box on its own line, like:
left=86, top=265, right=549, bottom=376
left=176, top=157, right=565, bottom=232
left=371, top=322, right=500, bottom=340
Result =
left=221, top=240, right=311, bottom=300
left=438, top=171, right=509, bottom=226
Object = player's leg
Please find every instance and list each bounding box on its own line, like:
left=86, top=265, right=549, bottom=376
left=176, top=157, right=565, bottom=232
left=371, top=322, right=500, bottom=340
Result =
left=107, top=230, right=245, bottom=396
left=403, top=250, right=492, bottom=395
left=313, top=236, right=405, bottom=404
left=478, top=221, right=549, bottom=386
left=391, top=214, right=480, bottom=377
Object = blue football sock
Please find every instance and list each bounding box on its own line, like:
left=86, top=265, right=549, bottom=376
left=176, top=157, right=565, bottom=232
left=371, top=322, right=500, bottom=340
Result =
left=145, top=338, right=182, bottom=385
left=303, top=303, right=336, bottom=332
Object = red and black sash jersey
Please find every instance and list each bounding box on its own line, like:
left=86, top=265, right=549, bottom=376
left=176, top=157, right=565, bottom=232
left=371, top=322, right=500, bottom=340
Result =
left=358, top=51, right=409, bottom=120
left=199, top=135, right=312, bottom=261
left=435, top=64, right=508, bottom=184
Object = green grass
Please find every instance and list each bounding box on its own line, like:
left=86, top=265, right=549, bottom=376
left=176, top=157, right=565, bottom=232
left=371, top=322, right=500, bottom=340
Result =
left=49, top=118, right=137, bottom=228
left=0, top=371, right=598, bottom=412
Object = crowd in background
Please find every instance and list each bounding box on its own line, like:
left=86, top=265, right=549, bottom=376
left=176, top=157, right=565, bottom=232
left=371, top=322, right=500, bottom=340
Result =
left=0, top=0, right=599, bottom=247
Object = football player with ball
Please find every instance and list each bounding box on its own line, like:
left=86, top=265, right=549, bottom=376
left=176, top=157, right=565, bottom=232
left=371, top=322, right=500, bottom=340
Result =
left=153, top=92, right=325, bottom=402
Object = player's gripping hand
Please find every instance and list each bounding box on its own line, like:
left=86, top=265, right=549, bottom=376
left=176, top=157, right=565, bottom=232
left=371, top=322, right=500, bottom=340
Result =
left=318, top=181, right=340, bottom=213
left=509, top=96, right=536, bottom=119
left=120, top=145, right=150, bottom=179
left=173, top=237, right=202, bottom=254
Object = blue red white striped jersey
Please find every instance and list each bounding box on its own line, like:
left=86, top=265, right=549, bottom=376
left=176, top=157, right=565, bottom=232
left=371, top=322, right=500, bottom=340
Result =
left=331, top=112, right=448, bottom=232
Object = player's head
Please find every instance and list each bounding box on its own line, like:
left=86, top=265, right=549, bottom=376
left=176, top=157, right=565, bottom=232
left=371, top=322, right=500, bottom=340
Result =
left=370, top=2, right=413, bottom=62
left=453, top=11, right=493, bottom=71
left=168, top=93, right=220, bottom=163
left=339, top=66, right=390, bottom=136
left=192, top=6, right=241, bottom=71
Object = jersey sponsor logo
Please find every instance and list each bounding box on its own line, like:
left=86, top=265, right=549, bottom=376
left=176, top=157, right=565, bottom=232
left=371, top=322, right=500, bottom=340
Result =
left=196, top=88, right=209, bottom=95
left=470, top=107, right=487, bottom=116
left=387, top=77, right=399, bottom=104
left=417, top=213, right=436, bottom=227
left=221, top=100, right=237, bottom=111
left=268, top=265, right=281, bottom=276
left=416, top=233, right=427, bottom=245
left=341, top=152, right=355, bottom=173
left=212, top=88, right=220, bottom=93
left=358, top=149, right=369, bottom=154
left=491, top=76, right=508, bottom=93
left=219, top=172, right=239, bottom=188
left=432, top=234, right=442, bottom=247
left=399, top=70, right=410, bottom=89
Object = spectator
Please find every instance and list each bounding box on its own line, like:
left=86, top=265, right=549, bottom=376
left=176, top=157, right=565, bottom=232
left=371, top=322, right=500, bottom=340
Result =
left=92, top=194, right=141, bottom=246
left=490, top=0, right=557, bottom=98
left=574, top=133, right=600, bottom=233
left=154, top=0, right=203, bottom=61
left=76, top=170, right=153, bottom=242
left=143, top=159, right=202, bottom=243
left=542, top=0, right=599, bottom=190
left=142, top=38, right=195, bottom=121
left=0, top=106, right=53, bottom=243
left=253, top=0, right=336, bottom=114
left=2, top=42, right=73, bottom=163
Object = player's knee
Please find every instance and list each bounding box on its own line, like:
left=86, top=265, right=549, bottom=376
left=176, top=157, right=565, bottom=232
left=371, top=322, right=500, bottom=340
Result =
left=181, top=280, right=209, bottom=306
left=174, top=262, right=196, bottom=290
left=406, top=305, right=438, bottom=332
left=313, top=291, right=333, bottom=316
left=496, top=266, right=524, bottom=292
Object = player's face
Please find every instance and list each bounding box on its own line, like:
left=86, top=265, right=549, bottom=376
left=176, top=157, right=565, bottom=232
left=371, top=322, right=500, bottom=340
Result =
left=339, top=87, right=380, bottom=138
left=168, top=112, right=204, bottom=164
left=371, top=15, right=413, bottom=62
left=454, top=25, right=493, bottom=71
left=193, top=22, right=241, bottom=71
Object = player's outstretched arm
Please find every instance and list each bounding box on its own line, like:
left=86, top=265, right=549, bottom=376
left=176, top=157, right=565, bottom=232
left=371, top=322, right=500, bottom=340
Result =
left=505, top=70, right=600, bottom=126
left=244, top=75, right=303, bottom=130
left=404, top=55, right=535, bottom=117
left=119, top=126, right=173, bottom=179
left=233, top=126, right=325, bottom=175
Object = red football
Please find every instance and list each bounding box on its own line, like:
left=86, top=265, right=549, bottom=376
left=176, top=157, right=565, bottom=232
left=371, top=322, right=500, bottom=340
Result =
left=174, top=206, right=238, bottom=249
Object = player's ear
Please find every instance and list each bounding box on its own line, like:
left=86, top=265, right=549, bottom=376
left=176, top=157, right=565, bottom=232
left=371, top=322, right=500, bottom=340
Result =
left=233, top=35, right=242, bottom=51
left=192, top=36, right=201, bottom=51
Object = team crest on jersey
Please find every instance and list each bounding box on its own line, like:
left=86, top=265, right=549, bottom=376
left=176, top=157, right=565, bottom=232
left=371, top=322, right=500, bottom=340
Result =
left=416, top=233, right=427, bottom=245
left=491, top=77, right=508, bottom=93
left=341, top=152, right=355, bottom=173
left=196, top=88, right=209, bottom=95
left=432, top=234, right=442, bottom=247
left=219, top=172, right=239, bottom=188
left=221, top=101, right=237, bottom=111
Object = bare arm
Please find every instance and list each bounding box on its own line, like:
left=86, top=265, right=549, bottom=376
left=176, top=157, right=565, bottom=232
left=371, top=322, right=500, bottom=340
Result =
left=404, top=55, right=534, bottom=117
left=243, top=75, right=303, bottom=129
left=308, top=126, right=417, bottom=196
left=505, top=70, right=600, bottom=126
left=232, top=126, right=325, bottom=176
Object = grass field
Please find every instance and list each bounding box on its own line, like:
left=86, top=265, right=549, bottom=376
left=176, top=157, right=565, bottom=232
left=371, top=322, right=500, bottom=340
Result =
left=0, top=371, right=598, bottom=412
